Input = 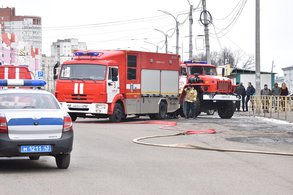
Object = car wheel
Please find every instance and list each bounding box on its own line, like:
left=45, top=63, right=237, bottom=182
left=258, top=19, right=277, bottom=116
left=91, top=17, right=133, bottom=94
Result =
left=55, top=154, right=71, bottom=169
left=29, top=156, right=40, bottom=160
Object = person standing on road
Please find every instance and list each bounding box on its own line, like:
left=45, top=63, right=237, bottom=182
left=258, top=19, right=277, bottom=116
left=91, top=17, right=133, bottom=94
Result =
left=272, top=83, right=281, bottom=110
left=245, top=82, right=255, bottom=111
left=235, top=82, right=246, bottom=111
left=184, top=84, right=198, bottom=119
left=261, top=84, right=272, bottom=113
left=280, top=82, right=289, bottom=111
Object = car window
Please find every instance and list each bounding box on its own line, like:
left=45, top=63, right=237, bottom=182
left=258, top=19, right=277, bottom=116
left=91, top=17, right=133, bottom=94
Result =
left=0, top=93, right=60, bottom=109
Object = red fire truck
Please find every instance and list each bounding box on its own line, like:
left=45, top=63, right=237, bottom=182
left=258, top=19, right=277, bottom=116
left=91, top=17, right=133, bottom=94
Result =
left=0, top=65, right=33, bottom=80
left=55, top=50, right=180, bottom=122
left=179, top=60, right=239, bottom=118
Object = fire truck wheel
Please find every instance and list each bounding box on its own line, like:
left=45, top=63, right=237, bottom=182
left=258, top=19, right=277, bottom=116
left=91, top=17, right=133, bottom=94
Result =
left=109, top=103, right=124, bottom=122
left=156, top=101, right=167, bottom=119
left=69, top=113, right=77, bottom=122
left=218, top=102, right=235, bottom=119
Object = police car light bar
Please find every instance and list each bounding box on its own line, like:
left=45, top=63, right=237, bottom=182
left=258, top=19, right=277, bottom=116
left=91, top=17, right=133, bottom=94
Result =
left=74, top=51, right=100, bottom=56
left=0, top=79, right=46, bottom=87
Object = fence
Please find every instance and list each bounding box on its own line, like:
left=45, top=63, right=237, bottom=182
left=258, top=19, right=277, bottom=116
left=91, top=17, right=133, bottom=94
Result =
left=249, top=95, right=293, bottom=121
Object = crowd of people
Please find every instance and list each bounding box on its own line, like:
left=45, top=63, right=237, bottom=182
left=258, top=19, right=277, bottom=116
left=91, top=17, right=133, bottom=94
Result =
left=235, top=82, right=290, bottom=112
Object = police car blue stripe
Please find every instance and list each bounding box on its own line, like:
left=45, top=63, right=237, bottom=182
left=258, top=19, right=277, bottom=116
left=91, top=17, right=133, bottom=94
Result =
left=8, top=118, right=63, bottom=126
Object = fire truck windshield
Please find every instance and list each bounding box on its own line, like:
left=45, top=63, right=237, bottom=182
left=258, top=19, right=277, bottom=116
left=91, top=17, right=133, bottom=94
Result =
left=189, top=66, right=217, bottom=76
left=60, top=64, right=106, bottom=80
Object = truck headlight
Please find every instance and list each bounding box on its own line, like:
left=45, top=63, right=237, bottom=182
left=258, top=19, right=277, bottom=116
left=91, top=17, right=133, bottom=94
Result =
left=95, top=104, right=106, bottom=109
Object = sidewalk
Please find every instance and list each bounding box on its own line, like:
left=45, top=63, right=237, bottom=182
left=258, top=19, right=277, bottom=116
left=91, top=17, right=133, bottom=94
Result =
left=234, top=110, right=293, bottom=123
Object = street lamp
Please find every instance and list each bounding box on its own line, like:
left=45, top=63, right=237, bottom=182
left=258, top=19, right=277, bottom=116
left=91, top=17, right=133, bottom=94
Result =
left=144, top=41, right=160, bottom=53
left=154, top=28, right=173, bottom=54
left=158, top=9, right=179, bottom=55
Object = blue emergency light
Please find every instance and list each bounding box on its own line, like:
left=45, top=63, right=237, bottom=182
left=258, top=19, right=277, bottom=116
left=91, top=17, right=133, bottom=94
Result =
left=0, top=79, right=46, bottom=87
left=184, top=60, right=207, bottom=64
left=74, top=51, right=100, bottom=56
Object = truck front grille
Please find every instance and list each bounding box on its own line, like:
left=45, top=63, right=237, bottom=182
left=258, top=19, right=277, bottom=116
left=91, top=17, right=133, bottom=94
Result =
left=217, top=81, right=231, bottom=92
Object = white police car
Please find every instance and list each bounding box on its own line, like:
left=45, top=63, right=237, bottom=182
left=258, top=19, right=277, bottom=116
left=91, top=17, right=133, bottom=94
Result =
left=0, top=79, right=73, bottom=169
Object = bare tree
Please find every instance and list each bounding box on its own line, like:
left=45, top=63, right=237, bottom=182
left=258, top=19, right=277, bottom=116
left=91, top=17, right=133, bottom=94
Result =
left=193, top=47, right=255, bottom=70
left=241, top=55, right=255, bottom=70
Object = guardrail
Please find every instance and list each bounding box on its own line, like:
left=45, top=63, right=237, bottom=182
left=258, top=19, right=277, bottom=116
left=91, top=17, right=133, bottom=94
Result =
left=249, top=95, right=293, bottom=121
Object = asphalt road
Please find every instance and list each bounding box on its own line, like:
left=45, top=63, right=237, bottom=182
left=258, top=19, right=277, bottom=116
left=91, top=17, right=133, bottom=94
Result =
left=1, top=114, right=293, bottom=195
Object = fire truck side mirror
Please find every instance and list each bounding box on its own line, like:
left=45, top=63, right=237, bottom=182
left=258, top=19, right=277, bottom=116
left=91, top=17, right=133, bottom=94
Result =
left=221, top=68, right=225, bottom=77
left=181, top=67, right=187, bottom=76
left=53, top=62, right=60, bottom=80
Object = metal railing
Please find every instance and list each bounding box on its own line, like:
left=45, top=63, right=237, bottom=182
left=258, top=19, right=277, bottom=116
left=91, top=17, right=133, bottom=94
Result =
left=249, top=95, right=293, bottom=121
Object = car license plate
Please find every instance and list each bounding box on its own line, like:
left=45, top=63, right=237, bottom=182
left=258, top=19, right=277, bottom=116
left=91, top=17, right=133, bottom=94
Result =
left=20, top=145, right=52, bottom=153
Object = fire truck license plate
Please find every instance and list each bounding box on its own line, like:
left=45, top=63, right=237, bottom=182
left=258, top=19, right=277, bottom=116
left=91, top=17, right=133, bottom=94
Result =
left=69, top=104, right=88, bottom=108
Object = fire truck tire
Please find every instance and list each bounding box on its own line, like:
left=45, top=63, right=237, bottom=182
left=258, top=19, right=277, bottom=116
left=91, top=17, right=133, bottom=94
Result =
left=156, top=101, right=167, bottom=119
left=69, top=113, right=77, bottom=122
left=109, top=103, right=124, bottom=122
left=218, top=102, right=235, bottom=119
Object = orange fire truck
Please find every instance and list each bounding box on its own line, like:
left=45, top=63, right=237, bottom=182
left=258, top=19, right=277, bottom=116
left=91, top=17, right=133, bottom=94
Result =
left=179, top=60, right=239, bottom=119
left=55, top=50, right=180, bottom=122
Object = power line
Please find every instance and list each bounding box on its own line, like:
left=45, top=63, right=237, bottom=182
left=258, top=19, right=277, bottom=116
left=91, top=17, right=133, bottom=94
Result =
left=210, top=0, right=247, bottom=38
left=43, top=10, right=190, bottom=30
left=213, top=0, right=243, bottom=21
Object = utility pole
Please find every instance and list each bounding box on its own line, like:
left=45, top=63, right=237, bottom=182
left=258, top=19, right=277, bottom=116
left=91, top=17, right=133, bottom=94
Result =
left=175, top=21, right=179, bottom=55
left=187, top=0, right=193, bottom=60
left=255, top=0, right=261, bottom=96
left=201, top=0, right=211, bottom=64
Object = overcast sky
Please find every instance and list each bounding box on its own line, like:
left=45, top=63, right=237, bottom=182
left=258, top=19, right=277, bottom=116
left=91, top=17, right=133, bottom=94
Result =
left=1, top=0, right=293, bottom=76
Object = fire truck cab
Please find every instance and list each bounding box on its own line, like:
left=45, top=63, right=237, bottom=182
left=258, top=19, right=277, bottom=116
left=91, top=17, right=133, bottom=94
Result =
left=179, top=60, right=239, bottom=119
left=55, top=50, right=180, bottom=122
